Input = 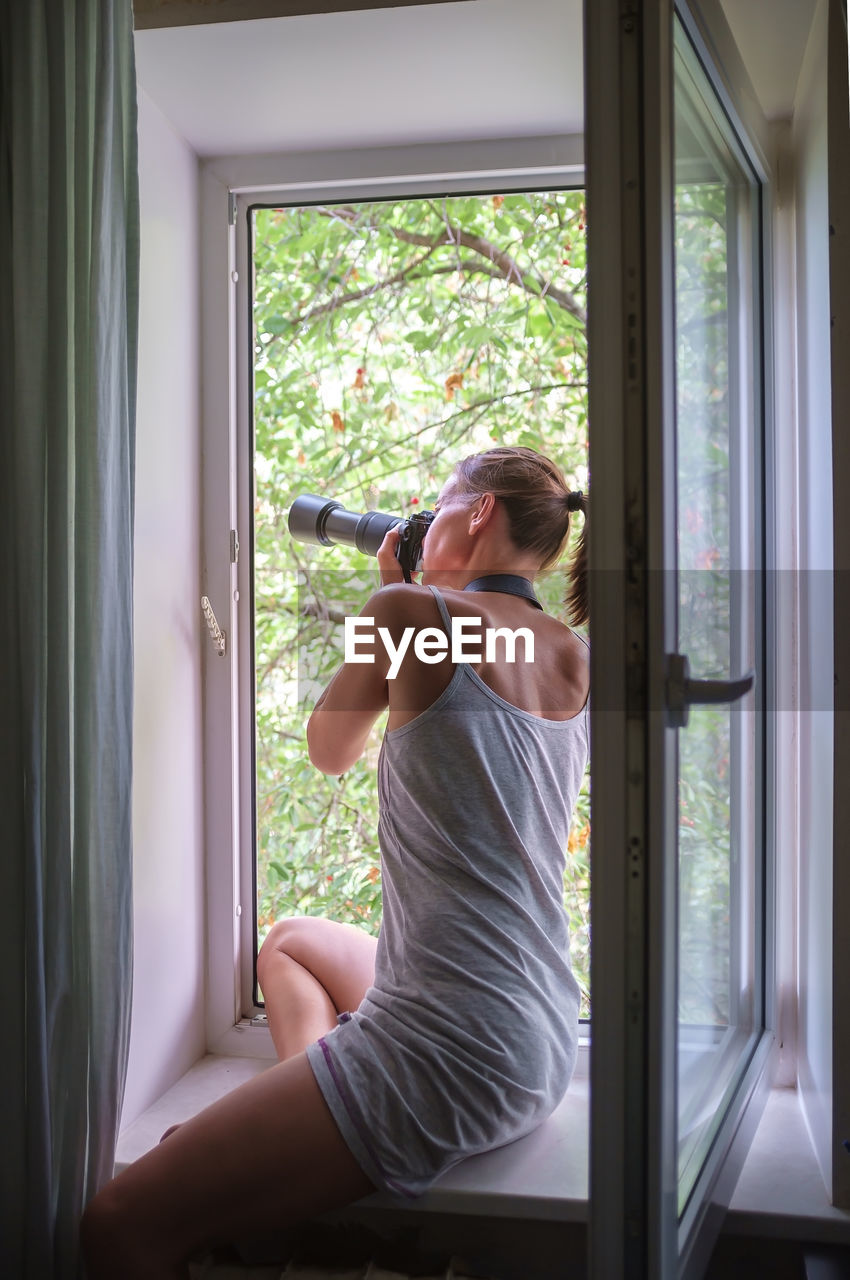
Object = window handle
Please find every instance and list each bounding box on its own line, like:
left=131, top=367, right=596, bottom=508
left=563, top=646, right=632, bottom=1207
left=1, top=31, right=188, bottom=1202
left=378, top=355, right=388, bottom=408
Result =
left=665, top=652, right=755, bottom=729
left=201, top=596, right=227, bottom=658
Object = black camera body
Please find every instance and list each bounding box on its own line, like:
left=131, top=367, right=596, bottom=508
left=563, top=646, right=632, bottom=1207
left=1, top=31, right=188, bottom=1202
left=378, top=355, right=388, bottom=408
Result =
left=288, top=494, right=434, bottom=582
left=394, top=511, right=434, bottom=580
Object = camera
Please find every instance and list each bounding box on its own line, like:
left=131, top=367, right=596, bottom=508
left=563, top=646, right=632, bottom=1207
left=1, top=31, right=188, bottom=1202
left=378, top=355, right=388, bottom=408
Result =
left=288, top=494, right=434, bottom=582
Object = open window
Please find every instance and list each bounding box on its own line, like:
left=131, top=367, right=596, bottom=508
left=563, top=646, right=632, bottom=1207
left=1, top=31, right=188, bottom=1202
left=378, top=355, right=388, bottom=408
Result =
left=197, top=137, right=589, bottom=1060
left=672, top=19, right=766, bottom=1211
left=126, top=0, right=849, bottom=1269
left=247, top=191, right=591, bottom=1017
left=586, top=4, right=776, bottom=1272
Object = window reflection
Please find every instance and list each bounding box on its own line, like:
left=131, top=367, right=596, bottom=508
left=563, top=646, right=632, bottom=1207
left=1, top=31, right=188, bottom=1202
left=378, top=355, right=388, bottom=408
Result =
left=674, top=30, right=761, bottom=1210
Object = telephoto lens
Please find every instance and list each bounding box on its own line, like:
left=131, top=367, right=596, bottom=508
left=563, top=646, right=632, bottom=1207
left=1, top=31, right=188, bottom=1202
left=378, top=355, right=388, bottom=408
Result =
left=288, top=495, right=433, bottom=581
left=287, top=495, right=401, bottom=555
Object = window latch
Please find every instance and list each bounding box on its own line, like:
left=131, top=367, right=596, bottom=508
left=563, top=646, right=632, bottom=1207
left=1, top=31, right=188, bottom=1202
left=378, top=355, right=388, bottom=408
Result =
left=201, top=596, right=227, bottom=658
left=665, top=652, right=755, bottom=729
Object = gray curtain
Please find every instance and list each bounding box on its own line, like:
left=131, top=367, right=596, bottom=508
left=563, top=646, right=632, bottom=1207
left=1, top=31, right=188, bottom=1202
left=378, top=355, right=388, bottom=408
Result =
left=0, top=2, right=139, bottom=1276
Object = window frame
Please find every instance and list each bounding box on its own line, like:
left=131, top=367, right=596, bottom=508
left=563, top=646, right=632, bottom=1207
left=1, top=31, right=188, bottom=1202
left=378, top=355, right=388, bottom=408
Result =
left=583, top=1, right=784, bottom=1270
left=672, top=2, right=780, bottom=1257
left=671, top=12, right=770, bottom=1217
left=134, top=0, right=844, bottom=1236
left=199, top=136, right=588, bottom=1059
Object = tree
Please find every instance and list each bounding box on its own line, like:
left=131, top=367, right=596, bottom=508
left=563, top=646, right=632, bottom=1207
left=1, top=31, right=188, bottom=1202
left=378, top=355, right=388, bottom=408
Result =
left=252, top=191, right=591, bottom=1014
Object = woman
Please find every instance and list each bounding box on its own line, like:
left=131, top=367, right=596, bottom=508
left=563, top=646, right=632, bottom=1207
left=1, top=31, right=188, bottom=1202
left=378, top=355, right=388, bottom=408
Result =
left=81, top=446, right=589, bottom=1279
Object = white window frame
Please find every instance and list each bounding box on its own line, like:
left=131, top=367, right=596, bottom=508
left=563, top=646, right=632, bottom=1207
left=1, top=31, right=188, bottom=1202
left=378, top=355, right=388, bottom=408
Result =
left=162, top=2, right=850, bottom=1234
left=121, top=0, right=850, bottom=1244
left=199, top=135, right=588, bottom=1060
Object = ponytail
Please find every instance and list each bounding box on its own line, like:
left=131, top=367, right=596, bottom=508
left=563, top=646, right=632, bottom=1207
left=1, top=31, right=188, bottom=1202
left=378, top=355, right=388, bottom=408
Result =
left=564, top=492, right=588, bottom=628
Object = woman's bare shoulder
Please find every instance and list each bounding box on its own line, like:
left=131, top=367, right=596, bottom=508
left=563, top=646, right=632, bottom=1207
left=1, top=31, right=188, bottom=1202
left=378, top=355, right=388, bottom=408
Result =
left=366, top=582, right=443, bottom=628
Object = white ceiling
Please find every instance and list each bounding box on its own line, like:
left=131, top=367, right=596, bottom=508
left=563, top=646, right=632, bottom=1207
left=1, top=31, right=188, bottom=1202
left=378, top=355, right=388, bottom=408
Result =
left=134, top=0, right=585, bottom=157
left=719, top=0, right=817, bottom=121
left=134, top=0, right=817, bottom=159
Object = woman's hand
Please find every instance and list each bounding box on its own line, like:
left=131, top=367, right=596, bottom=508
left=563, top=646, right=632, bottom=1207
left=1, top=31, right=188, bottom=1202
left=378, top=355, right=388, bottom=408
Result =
left=376, top=525, right=419, bottom=587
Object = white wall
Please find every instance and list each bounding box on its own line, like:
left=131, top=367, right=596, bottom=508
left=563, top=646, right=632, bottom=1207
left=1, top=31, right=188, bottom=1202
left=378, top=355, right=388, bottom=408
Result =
left=791, top=0, right=834, bottom=1191
left=121, top=88, right=205, bottom=1129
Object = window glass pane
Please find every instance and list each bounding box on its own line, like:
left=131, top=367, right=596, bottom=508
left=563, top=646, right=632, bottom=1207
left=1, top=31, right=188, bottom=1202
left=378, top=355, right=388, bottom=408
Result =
left=674, top=32, right=762, bottom=1210
left=251, top=193, right=591, bottom=1012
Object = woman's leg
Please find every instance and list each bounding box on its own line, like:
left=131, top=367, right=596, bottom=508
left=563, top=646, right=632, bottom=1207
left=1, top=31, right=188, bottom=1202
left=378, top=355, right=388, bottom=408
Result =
left=257, top=916, right=378, bottom=1060
left=81, top=1051, right=375, bottom=1280
left=159, top=918, right=378, bottom=1146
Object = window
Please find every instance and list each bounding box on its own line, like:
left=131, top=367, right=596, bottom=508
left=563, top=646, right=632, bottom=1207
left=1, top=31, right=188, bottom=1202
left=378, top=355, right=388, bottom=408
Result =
left=180, top=0, right=844, bottom=1262
left=197, top=141, right=587, bottom=1053
left=585, top=6, right=776, bottom=1267
left=131, top=1, right=846, bottom=1259
left=248, top=190, right=591, bottom=1012
left=673, top=20, right=765, bottom=1210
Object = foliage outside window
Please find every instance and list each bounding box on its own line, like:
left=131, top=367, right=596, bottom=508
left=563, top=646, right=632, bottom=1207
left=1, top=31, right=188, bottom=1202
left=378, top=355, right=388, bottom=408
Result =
left=252, top=193, right=591, bottom=1014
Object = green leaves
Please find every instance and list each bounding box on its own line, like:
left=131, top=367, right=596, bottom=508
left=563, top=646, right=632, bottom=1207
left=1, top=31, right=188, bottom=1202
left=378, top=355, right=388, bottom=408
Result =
left=262, top=313, right=292, bottom=337
left=252, top=191, right=591, bottom=993
left=404, top=330, right=435, bottom=352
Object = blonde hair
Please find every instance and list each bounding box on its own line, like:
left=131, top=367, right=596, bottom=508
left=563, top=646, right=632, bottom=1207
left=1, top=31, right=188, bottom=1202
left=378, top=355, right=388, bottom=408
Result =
left=451, top=447, right=588, bottom=627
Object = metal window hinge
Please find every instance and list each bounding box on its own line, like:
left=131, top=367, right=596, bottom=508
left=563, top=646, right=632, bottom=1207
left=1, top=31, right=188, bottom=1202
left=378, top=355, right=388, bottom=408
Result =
left=228, top=190, right=237, bottom=226
left=201, top=596, right=227, bottom=657
left=230, top=528, right=240, bottom=564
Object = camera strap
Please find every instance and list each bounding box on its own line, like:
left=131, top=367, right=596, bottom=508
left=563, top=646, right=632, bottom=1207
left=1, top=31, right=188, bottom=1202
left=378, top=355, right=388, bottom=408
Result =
left=463, top=574, right=543, bottom=610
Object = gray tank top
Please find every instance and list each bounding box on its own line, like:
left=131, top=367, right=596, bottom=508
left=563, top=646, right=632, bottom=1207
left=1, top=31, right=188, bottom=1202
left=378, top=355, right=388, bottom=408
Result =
left=307, top=585, right=589, bottom=1196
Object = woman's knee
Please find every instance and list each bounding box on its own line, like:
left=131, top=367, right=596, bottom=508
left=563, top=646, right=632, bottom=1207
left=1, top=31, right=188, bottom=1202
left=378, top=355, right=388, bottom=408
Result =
left=257, top=915, right=342, bottom=974
left=257, top=916, right=302, bottom=981
left=256, top=915, right=376, bottom=1014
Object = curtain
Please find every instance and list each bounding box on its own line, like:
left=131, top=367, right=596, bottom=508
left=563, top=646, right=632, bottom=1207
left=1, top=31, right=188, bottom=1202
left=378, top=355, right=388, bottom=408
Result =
left=0, top=2, right=139, bottom=1276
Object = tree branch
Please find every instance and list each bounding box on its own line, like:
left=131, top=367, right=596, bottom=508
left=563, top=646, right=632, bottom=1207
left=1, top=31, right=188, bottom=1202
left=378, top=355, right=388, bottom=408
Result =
left=301, top=598, right=347, bottom=625
left=274, top=242, right=440, bottom=331
left=387, top=221, right=586, bottom=325
left=330, top=381, right=587, bottom=498
left=261, top=258, right=578, bottom=342
left=304, top=205, right=587, bottom=327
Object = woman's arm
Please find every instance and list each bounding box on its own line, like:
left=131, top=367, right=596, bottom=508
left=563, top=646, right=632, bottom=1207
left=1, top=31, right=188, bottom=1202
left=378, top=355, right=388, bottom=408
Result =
left=306, top=527, right=411, bottom=775
left=306, top=603, right=390, bottom=775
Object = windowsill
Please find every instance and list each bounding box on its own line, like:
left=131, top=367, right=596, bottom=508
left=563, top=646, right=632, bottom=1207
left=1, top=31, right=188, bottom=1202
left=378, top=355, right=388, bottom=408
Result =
left=116, top=1053, right=590, bottom=1222
left=724, top=1087, right=850, bottom=1243
left=116, top=1061, right=850, bottom=1241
